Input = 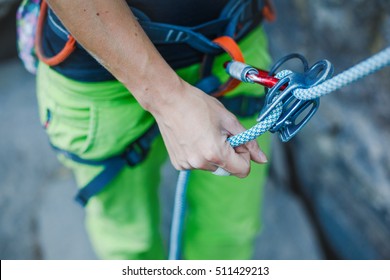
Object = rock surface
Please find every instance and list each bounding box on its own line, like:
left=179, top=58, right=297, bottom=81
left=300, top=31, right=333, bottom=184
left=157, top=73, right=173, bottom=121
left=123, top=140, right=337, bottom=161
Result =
left=265, top=0, right=390, bottom=259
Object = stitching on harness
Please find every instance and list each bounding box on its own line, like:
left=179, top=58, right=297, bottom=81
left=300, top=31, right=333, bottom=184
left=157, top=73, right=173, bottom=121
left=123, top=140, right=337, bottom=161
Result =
left=165, top=30, right=174, bottom=42
left=175, top=31, right=183, bottom=42
left=48, top=9, right=69, bottom=37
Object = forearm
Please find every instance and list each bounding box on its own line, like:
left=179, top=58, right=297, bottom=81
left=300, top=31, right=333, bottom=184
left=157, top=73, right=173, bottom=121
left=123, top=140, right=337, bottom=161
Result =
left=46, top=0, right=186, bottom=113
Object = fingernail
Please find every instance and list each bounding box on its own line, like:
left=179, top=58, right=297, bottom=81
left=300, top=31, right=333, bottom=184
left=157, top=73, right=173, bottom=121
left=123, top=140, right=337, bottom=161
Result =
left=259, top=151, right=268, bottom=163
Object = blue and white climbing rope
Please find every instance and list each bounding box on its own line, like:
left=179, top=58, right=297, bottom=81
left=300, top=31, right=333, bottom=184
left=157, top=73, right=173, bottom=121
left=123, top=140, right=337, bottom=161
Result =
left=168, top=170, right=190, bottom=260
left=294, top=47, right=390, bottom=100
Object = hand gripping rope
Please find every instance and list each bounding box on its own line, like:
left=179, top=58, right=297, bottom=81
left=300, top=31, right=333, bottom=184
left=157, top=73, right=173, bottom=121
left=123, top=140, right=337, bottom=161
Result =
left=169, top=46, right=390, bottom=260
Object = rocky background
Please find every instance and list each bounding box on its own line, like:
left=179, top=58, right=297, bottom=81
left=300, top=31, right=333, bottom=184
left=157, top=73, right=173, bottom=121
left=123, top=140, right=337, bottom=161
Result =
left=265, top=0, right=390, bottom=259
left=1, top=0, right=390, bottom=259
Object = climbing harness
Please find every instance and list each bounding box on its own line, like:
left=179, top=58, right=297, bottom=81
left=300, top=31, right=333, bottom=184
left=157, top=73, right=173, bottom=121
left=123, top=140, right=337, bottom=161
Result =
left=19, top=0, right=274, bottom=206
left=168, top=46, right=390, bottom=259
left=20, top=0, right=272, bottom=84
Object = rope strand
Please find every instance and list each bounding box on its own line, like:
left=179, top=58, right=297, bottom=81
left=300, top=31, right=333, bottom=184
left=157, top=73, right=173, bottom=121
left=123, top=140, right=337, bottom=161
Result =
left=294, top=47, right=390, bottom=100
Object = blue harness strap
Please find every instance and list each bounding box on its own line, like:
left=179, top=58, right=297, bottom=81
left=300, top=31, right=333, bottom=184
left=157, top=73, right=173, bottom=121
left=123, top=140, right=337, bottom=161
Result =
left=43, top=0, right=267, bottom=80
left=52, top=123, right=160, bottom=206
left=134, top=0, right=265, bottom=54
left=75, top=158, right=126, bottom=206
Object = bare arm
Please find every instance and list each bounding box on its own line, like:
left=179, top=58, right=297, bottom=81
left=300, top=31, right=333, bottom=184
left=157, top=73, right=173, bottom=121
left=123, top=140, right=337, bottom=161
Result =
left=46, top=0, right=267, bottom=177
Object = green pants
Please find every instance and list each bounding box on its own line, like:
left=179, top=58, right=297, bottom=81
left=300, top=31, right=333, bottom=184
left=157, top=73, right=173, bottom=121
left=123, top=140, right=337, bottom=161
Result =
left=36, top=27, right=272, bottom=260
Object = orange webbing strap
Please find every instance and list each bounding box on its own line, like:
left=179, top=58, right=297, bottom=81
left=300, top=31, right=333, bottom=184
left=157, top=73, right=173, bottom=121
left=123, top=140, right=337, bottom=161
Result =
left=35, top=0, right=76, bottom=66
left=263, top=0, right=276, bottom=22
left=211, top=36, right=245, bottom=97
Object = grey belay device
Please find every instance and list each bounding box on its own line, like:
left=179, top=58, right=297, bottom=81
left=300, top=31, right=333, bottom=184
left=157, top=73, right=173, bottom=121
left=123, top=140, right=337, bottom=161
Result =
left=225, top=54, right=334, bottom=143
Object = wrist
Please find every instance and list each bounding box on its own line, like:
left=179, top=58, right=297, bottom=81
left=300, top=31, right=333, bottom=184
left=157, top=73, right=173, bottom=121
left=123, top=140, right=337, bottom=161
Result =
left=136, top=74, right=192, bottom=117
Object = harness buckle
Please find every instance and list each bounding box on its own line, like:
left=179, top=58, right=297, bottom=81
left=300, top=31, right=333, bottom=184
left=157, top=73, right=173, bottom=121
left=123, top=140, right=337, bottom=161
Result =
left=258, top=59, right=333, bottom=142
left=122, top=141, right=148, bottom=167
left=121, top=123, right=160, bottom=167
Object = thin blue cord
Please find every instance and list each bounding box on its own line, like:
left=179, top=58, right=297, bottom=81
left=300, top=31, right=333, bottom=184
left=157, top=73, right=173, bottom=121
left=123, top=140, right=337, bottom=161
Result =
left=168, top=170, right=190, bottom=260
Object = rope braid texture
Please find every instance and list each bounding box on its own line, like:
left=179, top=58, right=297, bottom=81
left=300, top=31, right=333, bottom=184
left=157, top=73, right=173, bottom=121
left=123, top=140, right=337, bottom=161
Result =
left=169, top=46, right=390, bottom=259
left=295, top=47, right=390, bottom=100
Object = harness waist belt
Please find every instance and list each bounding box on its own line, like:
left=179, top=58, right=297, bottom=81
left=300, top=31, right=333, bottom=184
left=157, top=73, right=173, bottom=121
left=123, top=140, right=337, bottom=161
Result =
left=42, top=0, right=266, bottom=82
